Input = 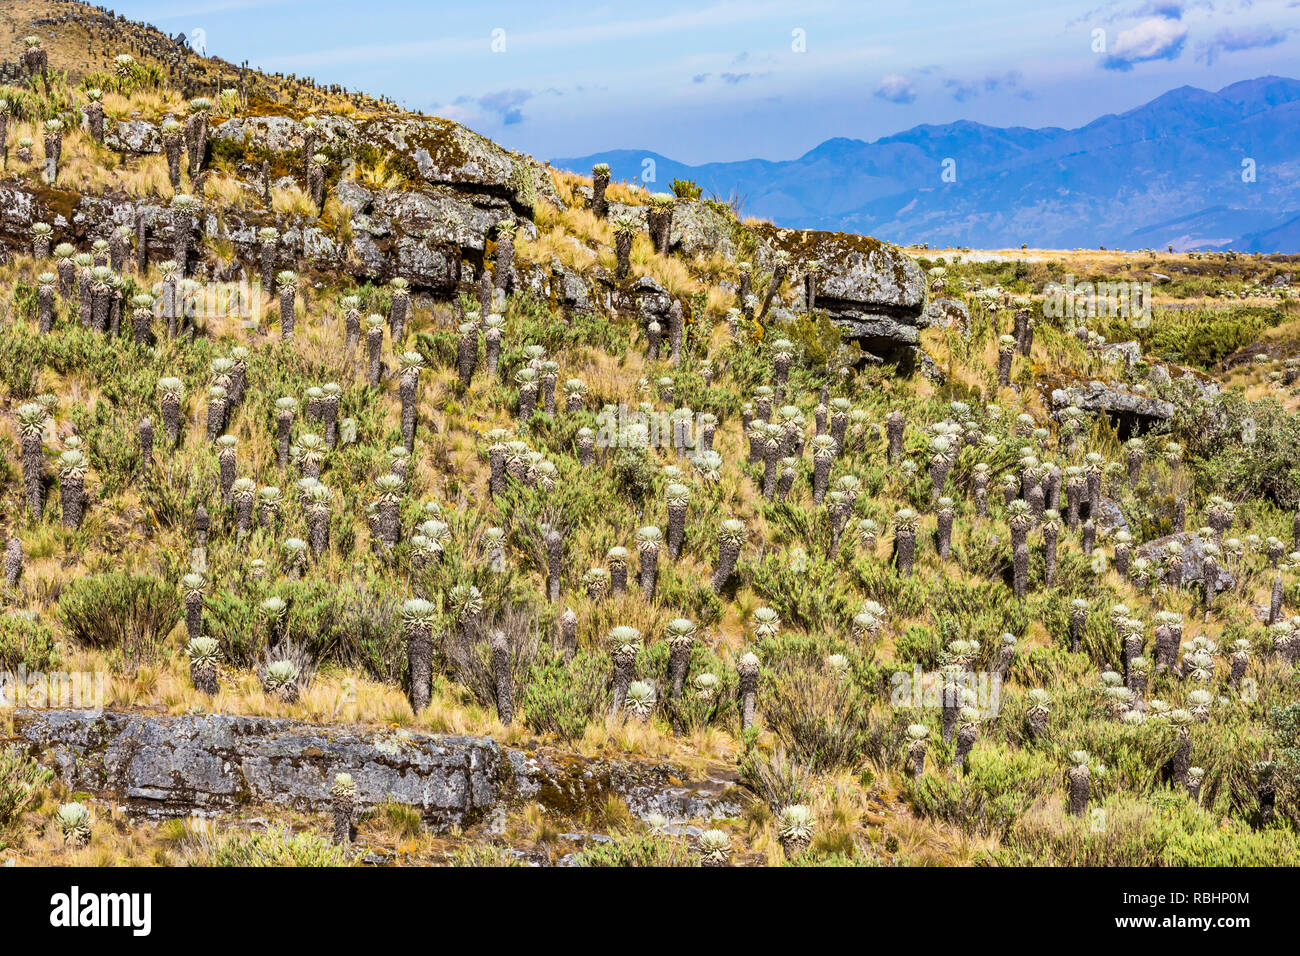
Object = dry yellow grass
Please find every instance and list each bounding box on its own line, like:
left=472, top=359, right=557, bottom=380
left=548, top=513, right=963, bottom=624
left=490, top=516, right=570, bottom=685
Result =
left=272, top=184, right=317, bottom=219
left=2, top=116, right=176, bottom=197
left=203, top=172, right=255, bottom=211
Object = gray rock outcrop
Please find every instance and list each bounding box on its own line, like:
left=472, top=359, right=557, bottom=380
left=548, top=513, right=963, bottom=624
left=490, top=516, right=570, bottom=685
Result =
left=753, top=225, right=928, bottom=361
left=1048, top=380, right=1176, bottom=435
left=1135, top=532, right=1236, bottom=592
left=13, top=709, right=741, bottom=831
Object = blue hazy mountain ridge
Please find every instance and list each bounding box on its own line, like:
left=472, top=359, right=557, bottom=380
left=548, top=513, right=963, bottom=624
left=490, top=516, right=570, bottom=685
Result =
left=551, top=77, right=1300, bottom=251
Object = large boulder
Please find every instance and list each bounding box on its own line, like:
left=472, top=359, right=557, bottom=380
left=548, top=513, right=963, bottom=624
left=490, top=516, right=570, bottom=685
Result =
left=1091, top=497, right=1130, bottom=534
left=212, top=113, right=563, bottom=216
left=1135, top=532, right=1236, bottom=592
left=1048, top=379, right=1176, bottom=437
left=626, top=274, right=673, bottom=320
left=669, top=200, right=737, bottom=260
left=211, top=114, right=351, bottom=153
left=518, top=258, right=595, bottom=314
left=104, top=119, right=161, bottom=154
left=341, top=181, right=519, bottom=254
left=751, top=224, right=928, bottom=361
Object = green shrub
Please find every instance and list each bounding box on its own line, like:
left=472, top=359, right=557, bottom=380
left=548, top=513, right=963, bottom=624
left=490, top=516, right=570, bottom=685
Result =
left=641, top=638, right=737, bottom=731
left=905, top=745, right=1057, bottom=838
left=1269, top=703, right=1300, bottom=830
left=989, top=793, right=1300, bottom=866
left=782, top=310, right=845, bottom=367
left=891, top=626, right=942, bottom=669
left=0, top=751, right=52, bottom=849
left=761, top=665, right=892, bottom=772
left=0, top=613, right=60, bottom=672
left=749, top=554, right=857, bottom=635
left=1180, top=393, right=1300, bottom=509
left=670, top=178, right=702, bottom=200
left=193, top=826, right=353, bottom=866
left=520, top=648, right=609, bottom=741
left=57, top=573, right=181, bottom=666
left=0, top=323, right=43, bottom=398
left=446, top=843, right=526, bottom=866
left=1101, top=305, right=1285, bottom=369
left=204, top=578, right=407, bottom=681
left=571, top=833, right=696, bottom=866
left=610, top=448, right=657, bottom=502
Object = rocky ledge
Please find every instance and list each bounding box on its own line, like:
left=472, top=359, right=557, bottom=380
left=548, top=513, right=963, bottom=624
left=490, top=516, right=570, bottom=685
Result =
left=755, top=224, right=929, bottom=361
left=0, top=106, right=932, bottom=363
left=12, top=709, right=742, bottom=831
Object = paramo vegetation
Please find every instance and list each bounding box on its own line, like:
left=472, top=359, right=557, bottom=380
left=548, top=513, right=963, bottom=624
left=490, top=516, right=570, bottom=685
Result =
left=1, top=0, right=1300, bottom=867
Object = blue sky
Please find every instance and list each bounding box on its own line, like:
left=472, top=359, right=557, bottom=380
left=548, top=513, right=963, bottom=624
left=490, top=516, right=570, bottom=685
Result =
left=107, top=0, right=1300, bottom=163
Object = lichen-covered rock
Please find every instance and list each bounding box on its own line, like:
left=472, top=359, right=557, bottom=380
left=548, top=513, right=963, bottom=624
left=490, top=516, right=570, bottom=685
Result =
left=518, top=258, right=593, bottom=313
left=0, top=183, right=42, bottom=236
left=16, top=709, right=504, bottom=830
left=1091, top=497, right=1130, bottom=534
left=669, top=200, right=737, bottom=260
left=1135, top=532, right=1235, bottom=591
left=917, top=349, right=947, bottom=385
left=367, top=185, right=520, bottom=253
left=105, top=119, right=161, bottom=154
left=1048, top=380, right=1175, bottom=433
left=211, top=114, right=353, bottom=153
left=213, top=113, right=562, bottom=215
left=923, top=297, right=970, bottom=336
left=750, top=224, right=928, bottom=358
left=554, top=261, right=593, bottom=312
left=15, top=709, right=740, bottom=831
left=1098, top=341, right=1142, bottom=367
left=626, top=274, right=673, bottom=319
left=766, top=229, right=925, bottom=312
left=504, top=750, right=742, bottom=823
left=393, top=233, right=460, bottom=291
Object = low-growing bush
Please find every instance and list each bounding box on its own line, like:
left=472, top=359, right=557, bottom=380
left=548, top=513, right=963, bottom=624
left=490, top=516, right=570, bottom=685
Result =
left=0, top=751, right=52, bottom=848
left=520, top=648, right=609, bottom=741
left=761, top=665, right=892, bottom=772
left=204, top=578, right=406, bottom=681
left=0, top=612, right=60, bottom=672
left=189, top=826, right=352, bottom=866
left=989, top=793, right=1300, bottom=866
left=57, top=573, right=181, bottom=666
left=571, top=833, right=696, bottom=866
left=905, top=745, right=1057, bottom=838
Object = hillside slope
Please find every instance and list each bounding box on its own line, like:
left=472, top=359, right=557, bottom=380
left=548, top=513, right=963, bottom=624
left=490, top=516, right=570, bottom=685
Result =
left=0, top=1, right=1298, bottom=869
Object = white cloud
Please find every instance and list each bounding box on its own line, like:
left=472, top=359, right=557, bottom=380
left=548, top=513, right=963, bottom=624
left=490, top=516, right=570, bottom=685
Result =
left=1103, top=16, right=1189, bottom=69
left=875, top=73, right=916, bottom=104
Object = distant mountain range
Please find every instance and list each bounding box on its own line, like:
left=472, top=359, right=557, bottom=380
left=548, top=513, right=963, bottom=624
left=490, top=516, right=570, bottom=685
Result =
left=553, top=77, right=1300, bottom=252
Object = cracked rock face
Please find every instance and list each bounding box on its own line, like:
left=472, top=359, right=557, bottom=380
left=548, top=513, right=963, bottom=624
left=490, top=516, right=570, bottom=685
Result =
left=16, top=709, right=504, bottom=830
left=504, top=750, right=743, bottom=824
left=752, top=225, right=928, bottom=359
left=1049, top=381, right=1176, bottom=434
left=14, top=710, right=742, bottom=831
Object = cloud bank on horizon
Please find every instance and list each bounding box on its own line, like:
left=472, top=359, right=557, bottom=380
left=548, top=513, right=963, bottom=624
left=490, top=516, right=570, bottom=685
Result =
left=111, top=0, right=1300, bottom=163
